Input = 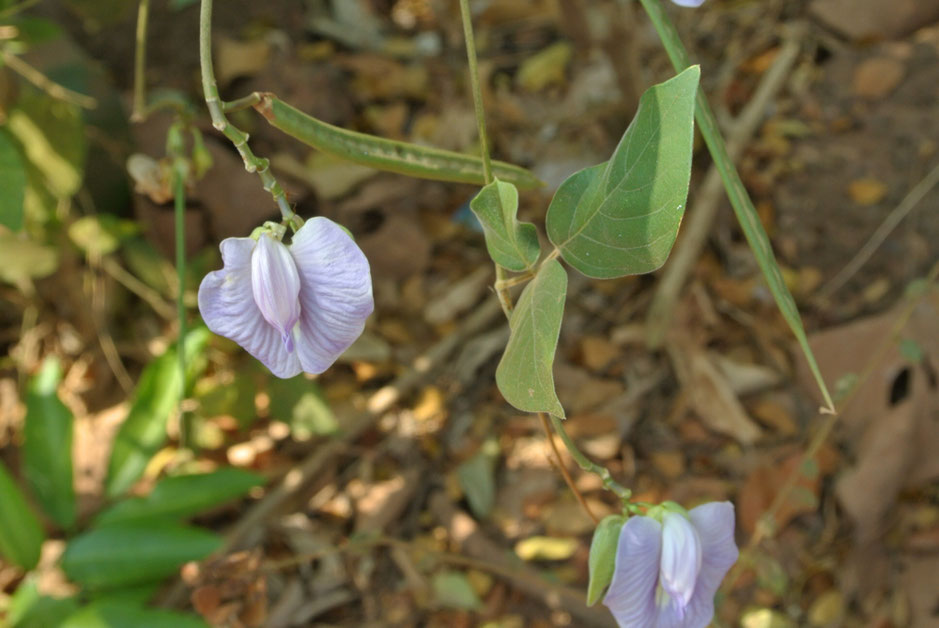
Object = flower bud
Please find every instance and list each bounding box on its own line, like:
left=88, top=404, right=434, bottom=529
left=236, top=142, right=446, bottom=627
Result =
left=660, top=511, right=703, bottom=608
left=250, top=232, right=301, bottom=352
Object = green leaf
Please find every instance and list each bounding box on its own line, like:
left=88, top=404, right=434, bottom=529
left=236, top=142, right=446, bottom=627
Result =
left=8, top=576, right=79, bottom=628
left=0, top=234, right=59, bottom=286
left=456, top=440, right=499, bottom=519
left=23, top=357, right=76, bottom=529
left=95, top=468, right=263, bottom=526
left=267, top=376, right=337, bottom=439
left=495, top=259, right=567, bottom=417
left=7, top=85, right=86, bottom=199
left=898, top=338, right=924, bottom=364
left=8, top=578, right=78, bottom=628
left=60, top=523, right=221, bottom=590
left=469, top=179, right=540, bottom=271
left=546, top=66, right=700, bottom=278
left=586, top=514, right=626, bottom=606
left=7, top=17, right=64, bottom=48
left=105, top=328, right=210, bottom=498
left=195, top=370, right=257, bottom=431
left=0, top=460, right=45, bottom=569
left=0, top=128, right=27, bottom=231
left=431, top=571, right=482, bottom=611
left=61, top=600, right=208, bottom=628
left=68, top=215, right=137, bottom=258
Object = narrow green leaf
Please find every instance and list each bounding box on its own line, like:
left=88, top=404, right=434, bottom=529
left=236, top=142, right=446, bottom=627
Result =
left=105, top=328, right=210, bottom=498
left=495, top=259, right=567, bottom=417
left=636, top=0, right=837, bottom=411
left=586, top=514, right=626, bottom=606
left=7, top=575, right=79, bottom=628
left=95, top=468, right=263, bottom=526
left=546, top=66, right=700, bottom=278
left=8, top=580, right=78, bottom=628
left=61, top=600, right=208, bottom=628
left=0, top=460, right=44, bottom=569
left=60, top=523, right=221, bottom=590
left=469, top=179, right=540, bottom=271
left=23, top=357, right=76, bottom=529
left=0, top=128, right=27, bottom=231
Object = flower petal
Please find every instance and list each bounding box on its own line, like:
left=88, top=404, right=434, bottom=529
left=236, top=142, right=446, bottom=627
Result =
left=289, top=217, right=374, bottom=374
left=603, top=516, right=662, bottom=628
left=671, top=0, right=706, bottom=6
left=659, top=512, right=703, bottom=608
left=251, top=232, right=301, bottom=351
left=198, top=237, right=302, bottom=378
left=657, top=502, right=738, bottom=628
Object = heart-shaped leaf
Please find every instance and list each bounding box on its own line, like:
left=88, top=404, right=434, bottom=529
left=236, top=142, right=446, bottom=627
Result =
left=495, top=259, right=566, bottom=417
left=469, top=178, right=540, bottom=271
left=546, top=66, right=700, bottom=278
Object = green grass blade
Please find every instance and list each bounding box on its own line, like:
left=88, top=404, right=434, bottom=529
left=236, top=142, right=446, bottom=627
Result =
left=638, top=0, right=835, bottom=412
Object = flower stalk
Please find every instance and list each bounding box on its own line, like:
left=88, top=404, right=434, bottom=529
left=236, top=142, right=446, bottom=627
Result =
left=198, top=0, right=293, bottom=220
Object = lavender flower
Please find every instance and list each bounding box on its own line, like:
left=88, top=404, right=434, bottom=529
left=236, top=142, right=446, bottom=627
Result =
left=671, top=0, right=706, bottom=6
left=198, top=217, right=373, bottom=378
left=603, top=502, right=738, bottom=628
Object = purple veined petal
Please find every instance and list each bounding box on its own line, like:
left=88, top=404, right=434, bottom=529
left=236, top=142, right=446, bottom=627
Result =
left=659, top=512, right=703, bottom=609
left=251, top=232, right=302, bottom=352
left=603, top=516, right=662, bottom=628
left=198, top=237, right=303, bottom=378
left=671, top=0, right=706, bottom=7
left=289, top=217, right=374, bottom=374
left=657, top=502, right=738, bottom=628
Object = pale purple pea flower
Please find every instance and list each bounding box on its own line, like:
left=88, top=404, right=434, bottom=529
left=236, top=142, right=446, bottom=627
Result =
left=672, top=0, right=706, bottom=7
left=603, top=502, right=738, bottom=628
left=198, top=217, right=373, bottom=378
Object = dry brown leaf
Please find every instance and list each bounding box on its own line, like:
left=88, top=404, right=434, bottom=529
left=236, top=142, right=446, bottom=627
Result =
left=216, top=35, right=272, bottom=87
left=852, top=57, right=905, bottom=100
left=836, top=397, right=919, bottom=541
left=351, top=470, right=420, bottom=533
left=668, top=340, right=762, bottom=445
left=811, top=0, right=939, bottom=40
left=738, top=450, right=825, bottom=536
left=847, top=177, right=889, bottom=205
left=424, top=267, right=491, bottom=325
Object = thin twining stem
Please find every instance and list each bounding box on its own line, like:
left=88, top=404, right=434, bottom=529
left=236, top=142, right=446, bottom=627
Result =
left=458, top=0, right=493, bottom=185
left=458, top=0, right=515, bottom=319
left=549, top=414, right=632, bottom=503
left=540, top=413, right=599, bottom=524
left=457, top=1, right=630, bottom=512
left=198, top=0, right=292, bottom=220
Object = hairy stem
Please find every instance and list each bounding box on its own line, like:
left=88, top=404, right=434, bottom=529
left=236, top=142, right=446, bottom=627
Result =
left=198, top=0, right=292, bottom=220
